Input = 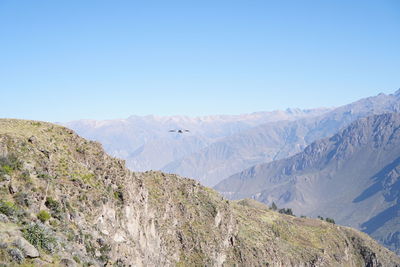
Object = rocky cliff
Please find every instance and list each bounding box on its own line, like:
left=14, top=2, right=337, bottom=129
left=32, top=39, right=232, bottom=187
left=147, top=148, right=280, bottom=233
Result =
left=0, top=119, right=399, bottom=266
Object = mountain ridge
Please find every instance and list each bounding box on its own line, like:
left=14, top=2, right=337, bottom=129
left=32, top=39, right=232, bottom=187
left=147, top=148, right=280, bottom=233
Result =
left=214, top=113, right=400, bottom=255
left=165, top=91, right=400, bottom=186
left=63, top=108, right=330, bottom=174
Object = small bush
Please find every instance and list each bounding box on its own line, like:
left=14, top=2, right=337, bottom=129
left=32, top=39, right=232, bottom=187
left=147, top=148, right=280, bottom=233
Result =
left=278, top=208, right=294, bottom=216
left=113, top=191, right=124, bottom=202
left=14, top=192, right=31, bottom=207
left=37, top=173, right=52, bottom=180
left=76, top=147, right=85, bottom=154
left=0, top=200, right=18, bottom=217
left=45, top=197, right=62, bottom=218
left=325, top=217, right=335, bottom=224
left=1, top=165, right=12, bottom=175
left=73, top=255, right=81, bottom=264
left=23, top=223, right=57, bottom=253
left=8, top=248, right=24, bottom=263
left=99, top=244, right=111, bottom=262
left=31, top=122, right=42, bottom=126
left=0, top=154, right=22, bottom=175
left=37, top=210, right=51, bottom=222
left=19, top=171, right=31, bottom=182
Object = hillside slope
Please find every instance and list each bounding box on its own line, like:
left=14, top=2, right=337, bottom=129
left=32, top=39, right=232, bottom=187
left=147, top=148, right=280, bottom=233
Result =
left=215, top=113, right=400, bottom=255
left=0, top=119, right=399, bottom=266
left=166, top=90, right=400, bottom=186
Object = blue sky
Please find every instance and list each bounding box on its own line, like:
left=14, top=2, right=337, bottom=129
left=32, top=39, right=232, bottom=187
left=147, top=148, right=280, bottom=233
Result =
left=0, top=0, right=399, bottom=122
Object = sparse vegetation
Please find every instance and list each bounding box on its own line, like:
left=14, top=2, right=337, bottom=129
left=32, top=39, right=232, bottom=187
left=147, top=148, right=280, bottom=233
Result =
left=0, top=154, right=22, bottom=176
left=37, top=210, right=51, bottom=222
left=0, top=200, right=18, bottom=217
left=316, top=216, right=335, bottom=224
left=14, top=192, right=31, bottom=207
left=325, top=217, right=335, bottom=224
left=23, top=223, right=57, bottom=253
left=45, top=197, right=63, bottom=219
left=278, top=208, right=294, bottom=216
left=37, top=173, right=53, bottom=180
left=113, top=189, right=124, bottom=203
left=73, top=255, right=81, bottom=264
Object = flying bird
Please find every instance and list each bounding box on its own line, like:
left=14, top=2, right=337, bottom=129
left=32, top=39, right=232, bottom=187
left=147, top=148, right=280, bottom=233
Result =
left=169, top=129, right=190, bottom=133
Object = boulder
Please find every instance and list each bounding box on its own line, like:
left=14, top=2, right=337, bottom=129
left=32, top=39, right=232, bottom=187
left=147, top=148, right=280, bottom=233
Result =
left=13, top=237, right=39, bottom=258
left=8, top=183, right=17, bottom=194
left=0, top=214, right=9, bottom=223
left=60, top=258, right=77, bottom=267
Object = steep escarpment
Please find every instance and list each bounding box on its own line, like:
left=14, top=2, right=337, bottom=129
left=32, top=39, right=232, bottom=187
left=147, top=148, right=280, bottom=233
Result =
left=0, top=119, right=398, bottom=266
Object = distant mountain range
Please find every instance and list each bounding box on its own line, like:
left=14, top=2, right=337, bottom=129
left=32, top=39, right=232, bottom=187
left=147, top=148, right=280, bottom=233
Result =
left=64, top=91, right=400, bottom=188
left=215, top=113, right=400, bottom=255
left=164, top=90, right=400, bottom=186
left=63, top=108, right=330, bottom=175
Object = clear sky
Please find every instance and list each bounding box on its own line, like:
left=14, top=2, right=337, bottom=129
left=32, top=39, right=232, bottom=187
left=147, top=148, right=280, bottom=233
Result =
left=0, top=0, right=399, bottom=122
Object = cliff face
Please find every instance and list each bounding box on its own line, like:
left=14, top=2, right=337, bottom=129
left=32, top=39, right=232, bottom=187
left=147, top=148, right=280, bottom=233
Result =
left=0, top=119, right=399, bottom=266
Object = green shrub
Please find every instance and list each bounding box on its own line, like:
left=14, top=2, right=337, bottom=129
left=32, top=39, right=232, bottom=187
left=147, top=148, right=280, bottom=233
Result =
left=45, top=197, right=62, bottom=218
left=0, top=154, right=22, bottom=175
left=1, top=165, right=12, bottom=175
left=278, top=208, right=294, bottom=216
left=19, top=171, right=31, bottom=182
left=325, top=217, right=335, bottom=224
left=113, top=191, right=124, bottom=202
left=0, top=200, right=18, bottom=216
left=23, top=223, right=57, bottom=253
left=37, top=173, right=52, bottom=179
left=73, top=255, right=81, bottom=264
left=14, top=192, right=31, bottom=207
left=37, top=210, right=51, bottom=222
left=31, top=122, right=42, bottom=126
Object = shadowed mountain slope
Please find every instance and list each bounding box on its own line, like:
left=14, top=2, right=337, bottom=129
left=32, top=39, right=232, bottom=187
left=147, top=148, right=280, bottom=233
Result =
left=215, top=113, right=400, bottom=255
